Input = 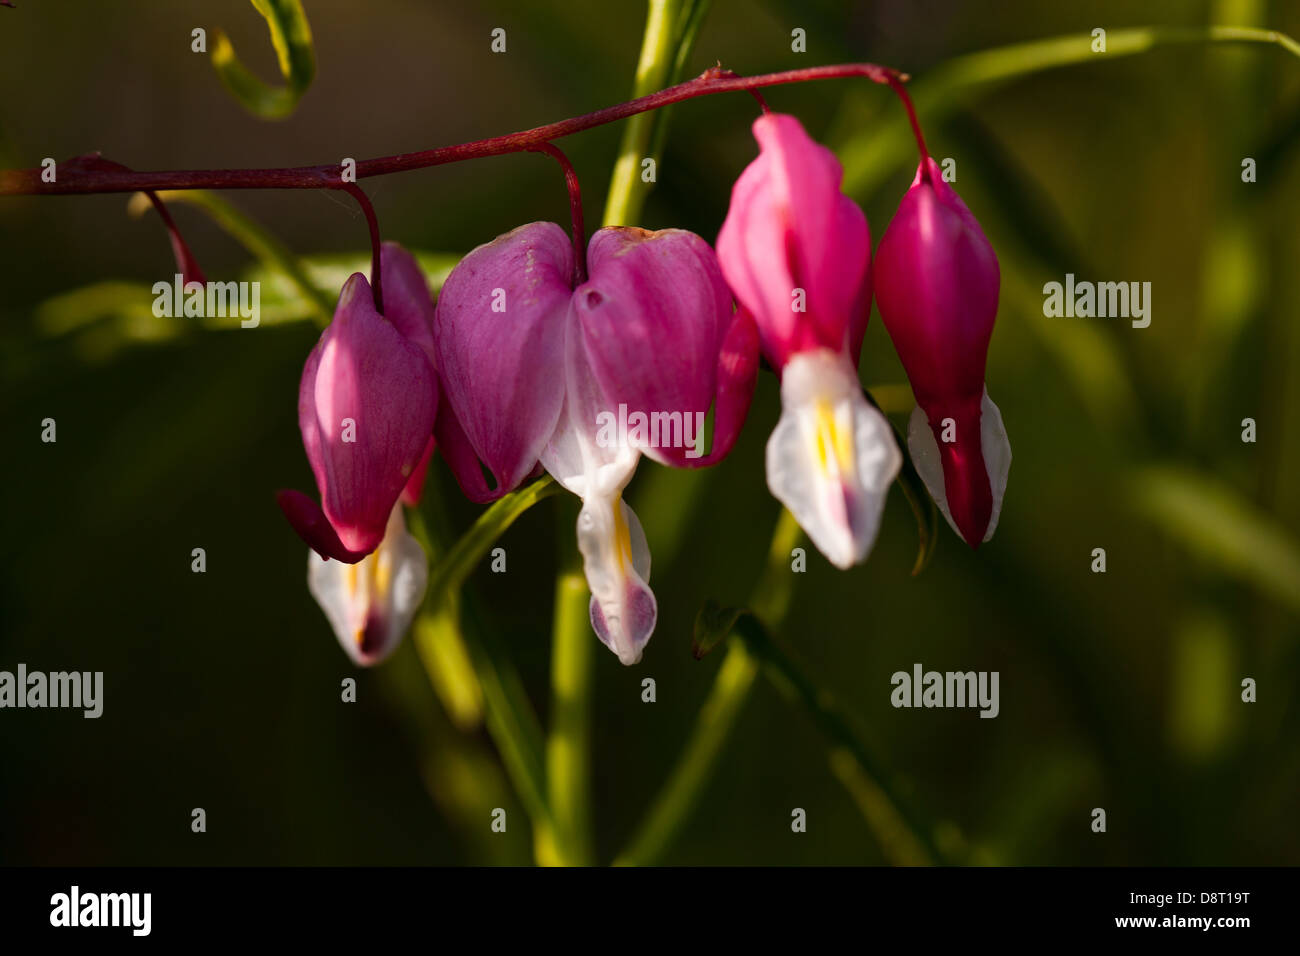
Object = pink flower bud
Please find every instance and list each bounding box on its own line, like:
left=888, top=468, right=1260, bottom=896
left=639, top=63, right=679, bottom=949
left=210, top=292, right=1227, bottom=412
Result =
left=279, top=247, right=439, bottom=563
left=873, top=158, right=1010, bottom=548
left=717, top=113, right=900, bottom=569
left=716, top=113, right=872, bottom=368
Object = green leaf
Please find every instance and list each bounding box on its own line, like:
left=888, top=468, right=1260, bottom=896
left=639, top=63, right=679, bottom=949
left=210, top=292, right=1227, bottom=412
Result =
left=691, top=600, right=944, bottom=865
left=424, top=477, right=563, bottom=616
left=212, top=0, right=316, bottom=119
left=32, top=250, right=463, bottom=361
left=408, top=485, right=558, bottom=843
left=1129, top=465, right=1300, bottom=614
left=133, top=189, right=333, bottom=325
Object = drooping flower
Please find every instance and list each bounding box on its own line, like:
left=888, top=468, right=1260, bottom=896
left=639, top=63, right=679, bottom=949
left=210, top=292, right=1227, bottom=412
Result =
left=307, top=502, right=428, bottom=666
left=873, top=157, right=1009, bottom=548
left=278, top=244, right=438, bottom=563
left=434, top=222, right=758, bottom=664
left=716, top=112, right=900, bottom=569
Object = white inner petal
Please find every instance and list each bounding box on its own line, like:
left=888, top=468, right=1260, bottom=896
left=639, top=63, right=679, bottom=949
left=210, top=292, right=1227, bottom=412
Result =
left=577, top=495, right=656, bottom=666
left=906, top=387, right=1011, bottom=543
left=307, top=504, right=428, bottom=666
left=765, top=348, right=901, bottom=569
left=539, top=313, right=657, bottom=665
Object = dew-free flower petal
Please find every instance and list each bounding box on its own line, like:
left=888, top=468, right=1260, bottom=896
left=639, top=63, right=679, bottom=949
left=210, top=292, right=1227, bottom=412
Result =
left=906, top=387, right=1010, bottom=545
left=874, top=157, right=1006, bottom=547
left=765, top=349, right=901, bottom=569
left=716, top=113, right=872, bottom=368
left=283, top=272, right=438, bottom=562
left=307, top=504, right=428, bottom=666
left=717, top=113, right=896, bottom=568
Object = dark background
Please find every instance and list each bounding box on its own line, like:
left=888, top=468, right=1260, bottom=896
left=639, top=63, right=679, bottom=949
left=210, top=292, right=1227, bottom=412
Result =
left=2, top=0, right=1298, bottom=865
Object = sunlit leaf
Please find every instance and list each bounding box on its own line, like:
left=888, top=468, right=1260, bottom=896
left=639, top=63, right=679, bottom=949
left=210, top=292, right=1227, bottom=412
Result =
left=212, top=0, right=316, bottom=119
left=135, top=190, right=333, bottom=325
left=31, top=251, right=463, bottom=362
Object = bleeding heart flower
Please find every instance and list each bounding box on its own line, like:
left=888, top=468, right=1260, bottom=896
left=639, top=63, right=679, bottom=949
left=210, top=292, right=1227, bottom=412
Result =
left=434, top=222, right=758, bottom=664
left=307, top=503, right=428, bottom=666
left=717, top=112, right=900, bottom=569
left=278, top=244, right=438, bottom=563
left=873, top=157, right=1009, bottom=548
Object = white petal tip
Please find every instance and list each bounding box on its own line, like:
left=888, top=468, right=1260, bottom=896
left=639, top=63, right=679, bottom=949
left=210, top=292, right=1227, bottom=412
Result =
left=578, top=496, right=658, bottom=665
left=307, top=505, right=427, bottom=666
left=766, top=350, right=902, bottom=569
left=906, top=388, right=1011, bottom=544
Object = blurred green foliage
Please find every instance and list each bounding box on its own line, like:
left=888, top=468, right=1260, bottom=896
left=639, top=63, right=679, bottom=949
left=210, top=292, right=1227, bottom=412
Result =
left=1, top=0, right=1298, bottom=865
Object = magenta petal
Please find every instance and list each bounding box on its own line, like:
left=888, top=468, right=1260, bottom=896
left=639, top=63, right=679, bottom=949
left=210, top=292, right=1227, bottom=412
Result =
left=716, top=113, right=871, bottom=368
left=276, top=489, right=369, bottom=564
left=433, top=387, right=501, bottom=503
left=301, top=273, right=437, bottom=555
left=399, top=437, right=436, bottom=507
left=652, top=305, right=760, bottom=468
left=378, top=241, right=437, bottom=365
left=573, top=227, right=737, bottom=466
left=874, top=158, right=999, bottom=407
left=434, top=222, right=571, bottom=496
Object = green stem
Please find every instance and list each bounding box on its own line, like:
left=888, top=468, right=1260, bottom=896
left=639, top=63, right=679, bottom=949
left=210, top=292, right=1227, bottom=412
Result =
left=615, top=509, right=802, bottom=866
left=410, top=479, right=561, bottom=849
left=545, top=540, right=596, bottom=866
left=129, top=188, right=334, bottom=325
left=425, top=477, right=562, bottom=613
left=604, top=0, right=681, bottom=227
left=603, top=0, right=712, bottom=226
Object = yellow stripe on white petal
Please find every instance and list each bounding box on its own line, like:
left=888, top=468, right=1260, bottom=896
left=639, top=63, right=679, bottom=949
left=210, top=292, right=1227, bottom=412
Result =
left=577, top=494, right=656, bottom=666
left=906, top=387, right=1011, bottom=544
left=307, top=504, right=428, bottom=666
left=766, top=348, right=902, bottom=569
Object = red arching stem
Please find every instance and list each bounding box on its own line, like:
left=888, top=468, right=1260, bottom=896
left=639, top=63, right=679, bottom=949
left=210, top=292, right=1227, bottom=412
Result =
left=527, top=143, right=586, bottom=284
left=884, top=73, right=931, bottom=179
left=0, top=63, right=906, bottom=196
left=341, top=183, right=383, bottom=313
left=714, top=68, right=770, bottom=114
left=140, top=190, right=206, bottom=286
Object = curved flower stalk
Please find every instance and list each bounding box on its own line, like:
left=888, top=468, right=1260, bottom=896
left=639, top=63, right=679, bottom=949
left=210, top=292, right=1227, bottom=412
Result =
left=278, top=244, right=439, bottom=563
left=717, top=113, right=900, bottom=569
left=434, top=222, right=759, bottom=664
left=874, top=157, right=1009, bottom=548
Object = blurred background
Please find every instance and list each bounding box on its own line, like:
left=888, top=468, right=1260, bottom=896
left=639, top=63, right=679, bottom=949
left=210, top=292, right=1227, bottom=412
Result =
left=1, top=0, right=1298, bottom=865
